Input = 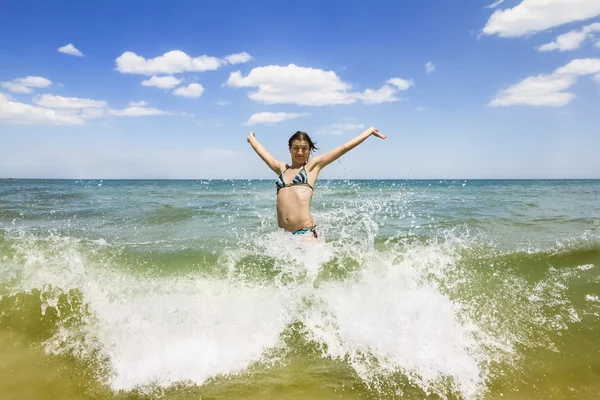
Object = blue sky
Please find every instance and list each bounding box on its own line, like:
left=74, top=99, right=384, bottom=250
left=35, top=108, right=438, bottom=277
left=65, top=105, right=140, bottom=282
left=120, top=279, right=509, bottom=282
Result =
left=1, top=0, right=599, bottom=179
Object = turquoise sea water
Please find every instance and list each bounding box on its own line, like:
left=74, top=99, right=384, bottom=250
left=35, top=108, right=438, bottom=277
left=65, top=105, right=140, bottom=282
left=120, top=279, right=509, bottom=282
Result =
left=1, top=179, right=599, bottom=399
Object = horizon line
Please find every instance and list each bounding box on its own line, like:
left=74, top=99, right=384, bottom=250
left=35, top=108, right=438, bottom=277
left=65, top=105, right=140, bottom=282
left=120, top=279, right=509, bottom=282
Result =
left=2, top=177, right=599, bottom=181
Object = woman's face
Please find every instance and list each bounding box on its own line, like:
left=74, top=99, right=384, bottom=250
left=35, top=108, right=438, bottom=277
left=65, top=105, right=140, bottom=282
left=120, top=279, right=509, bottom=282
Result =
left=289, top=140, right=310, bottom=164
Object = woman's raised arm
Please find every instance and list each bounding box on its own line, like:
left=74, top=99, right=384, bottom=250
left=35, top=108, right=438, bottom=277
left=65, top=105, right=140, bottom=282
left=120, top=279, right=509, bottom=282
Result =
left=247, top=131, right=285, bottom=174
left=310, top=127, right=386, bottom=170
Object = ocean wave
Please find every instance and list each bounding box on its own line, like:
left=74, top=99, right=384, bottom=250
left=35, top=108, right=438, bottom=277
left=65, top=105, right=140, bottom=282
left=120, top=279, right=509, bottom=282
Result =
left=1, top=215, right=599, bottom=398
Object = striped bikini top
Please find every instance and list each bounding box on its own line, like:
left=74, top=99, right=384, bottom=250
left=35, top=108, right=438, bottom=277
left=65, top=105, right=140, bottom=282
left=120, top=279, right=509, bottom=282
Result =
left=275, top=165, right=314, bottom=193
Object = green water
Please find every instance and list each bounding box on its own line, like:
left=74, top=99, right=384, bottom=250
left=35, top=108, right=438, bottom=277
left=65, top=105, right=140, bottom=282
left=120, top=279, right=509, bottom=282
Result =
left=1, top=179, right=599, bottom=399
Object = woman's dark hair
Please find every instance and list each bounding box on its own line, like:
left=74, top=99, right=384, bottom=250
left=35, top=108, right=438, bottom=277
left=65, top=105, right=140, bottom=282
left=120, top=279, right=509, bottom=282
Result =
left=288, top=131, right=318, bottom=152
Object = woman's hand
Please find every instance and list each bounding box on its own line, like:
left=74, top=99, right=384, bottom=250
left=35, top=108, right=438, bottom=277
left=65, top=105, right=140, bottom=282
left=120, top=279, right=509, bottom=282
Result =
left=247, top=131, right=255, bottom=143
left=364, top=127, right=386, bottom=139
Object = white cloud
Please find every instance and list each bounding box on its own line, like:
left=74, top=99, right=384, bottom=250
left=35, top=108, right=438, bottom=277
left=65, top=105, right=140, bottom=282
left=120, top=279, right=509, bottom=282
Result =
left=1, top=76, right=52, bottom=94
left=224, top=52, right=253, bottom=64
left=15, top=76, right=52, bottom=88
left=141, top=75, right=181, bottom=89
left=488, top=58, right=600, bottom=107
left=317, top=122, right=366, bottom=135
left=425, top=62, right=435, bottom=74
left=488, top=74, right=576, bottom=107
left=34, top=94, right=108, bottom=109
left=115, top=50, right=252, bottom=75
left=226, top=64, right=412, bottom=106
left=485, top=0, right=504, bottom=9
left=0, top=92, right=174, bottom=125
left=538, top=22, right=600, bottom=51
left=0, top=93, right=84, bottom=125
left=386, top=78, right=414, bottom=90
left=172, top=83, right=204, bottom=98
left=245, top=112, right=309, bottom=126
left=538, top=30, right=588, bottom=52
left=216, top=100, right=230, bottom=106
left=58, top=43, right=83, bottom=57
left=355, top=85, right=401, bottom=105
left=128, top=100, right=148, bottom=107
left=483, top=0, right=600, bottom=37
left=108, top=100, right=171, bottom=117
left=596, top=41, right=600, bottom=49
left=555, top=58, right=600, bottom=75
left=109, top=100, right=173, bottom=117
left=116, top=51, right=221, bottom=75
left=108, top=106, right=169, bottom=117
left=227, top=64, right=353, bottom=106
left=1, top=82, right=34, bottom=94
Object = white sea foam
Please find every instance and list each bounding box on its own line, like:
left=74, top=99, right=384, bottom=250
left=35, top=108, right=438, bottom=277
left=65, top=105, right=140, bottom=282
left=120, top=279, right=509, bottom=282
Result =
left=4, top=226, right=492, bottom=398
left=301, top=254, right=485, bottom=397
left=7, top=192, right=590, bottom=399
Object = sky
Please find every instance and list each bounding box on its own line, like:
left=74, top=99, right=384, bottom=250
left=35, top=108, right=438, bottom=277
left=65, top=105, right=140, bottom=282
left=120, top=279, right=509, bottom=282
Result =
left=1, top=0, right=599, bottom=179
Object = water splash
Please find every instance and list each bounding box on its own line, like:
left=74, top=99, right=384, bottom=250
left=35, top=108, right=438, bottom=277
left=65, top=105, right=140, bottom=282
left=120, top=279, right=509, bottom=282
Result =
left=1, top=189, right=597, bottom=398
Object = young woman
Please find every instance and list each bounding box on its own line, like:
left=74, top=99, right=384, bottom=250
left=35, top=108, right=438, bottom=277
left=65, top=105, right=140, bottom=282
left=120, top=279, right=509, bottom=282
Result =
left=247, top=127, right=386, bottom=238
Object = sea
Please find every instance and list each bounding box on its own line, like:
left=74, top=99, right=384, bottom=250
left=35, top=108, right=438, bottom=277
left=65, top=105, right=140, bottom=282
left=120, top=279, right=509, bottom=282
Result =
left=1, top=179, right=599, bottom=399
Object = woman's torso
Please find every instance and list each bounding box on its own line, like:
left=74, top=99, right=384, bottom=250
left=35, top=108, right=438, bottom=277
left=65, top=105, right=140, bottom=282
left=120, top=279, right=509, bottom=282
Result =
left=275, top=165, right=318, bottom=231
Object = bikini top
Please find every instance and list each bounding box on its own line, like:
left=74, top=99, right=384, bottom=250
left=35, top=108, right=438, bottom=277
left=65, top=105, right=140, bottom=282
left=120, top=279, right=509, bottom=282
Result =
left=275, top=165, right=314, bottom=193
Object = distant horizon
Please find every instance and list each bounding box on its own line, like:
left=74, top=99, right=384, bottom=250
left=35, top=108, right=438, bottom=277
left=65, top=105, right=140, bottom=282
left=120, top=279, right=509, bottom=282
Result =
left=2, top=177, right=599, bottom=181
